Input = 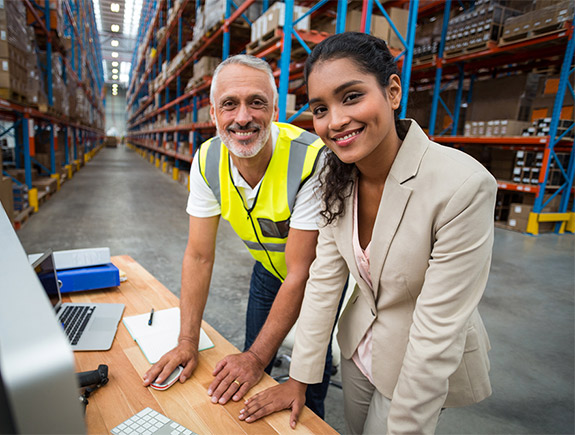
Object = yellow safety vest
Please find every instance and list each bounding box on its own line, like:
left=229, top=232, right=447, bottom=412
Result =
left=198, top=122, right=324, bottom=281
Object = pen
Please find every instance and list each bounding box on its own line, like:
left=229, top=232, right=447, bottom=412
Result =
left=148, top=308, right=154, bottom=326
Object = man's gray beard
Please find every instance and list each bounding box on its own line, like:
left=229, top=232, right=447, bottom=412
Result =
left=216, top=119, right=272, bottom=158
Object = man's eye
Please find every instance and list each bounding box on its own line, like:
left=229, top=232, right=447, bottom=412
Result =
left=312, top=106, right=326, bottom=116
left=252, top=100, right=265, bottom=107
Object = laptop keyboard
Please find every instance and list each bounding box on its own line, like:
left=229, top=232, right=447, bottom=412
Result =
left=59, top=305, right=95, bottom=345
left=111, top=407, right=198, bottom=435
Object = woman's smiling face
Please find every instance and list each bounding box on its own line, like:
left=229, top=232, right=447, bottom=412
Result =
left=307, top=57, right=401, bottom=166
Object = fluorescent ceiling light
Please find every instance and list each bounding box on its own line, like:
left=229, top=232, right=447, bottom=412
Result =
left=112, top=74, right=118, bottom=80
left=112, top=68, right=118, bottom=74
left=111, top=24, right=120, bottom=32
left=124, top=0, right=143, bottom=37
left=93, top=0, right=102, bottom=32
left=112, top=61, right=119, bottom=67
left=111, top=3, right=120, bottom=12
left=111, top=40, right=119, bottom=47
left=111, top=52, right=119, bottom=58
left=120, top=61, right=131, bottom=75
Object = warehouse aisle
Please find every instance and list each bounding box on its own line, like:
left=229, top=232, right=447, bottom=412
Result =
left=16, top=145, right=574, bottom=434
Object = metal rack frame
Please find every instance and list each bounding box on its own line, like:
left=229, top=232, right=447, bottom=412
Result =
left=416, top=0, right=574, bottom=235
left=1, top=0, right=105, bottom=216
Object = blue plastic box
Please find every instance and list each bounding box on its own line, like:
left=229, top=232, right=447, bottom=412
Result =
left=57, top=263, right=120, bottom=293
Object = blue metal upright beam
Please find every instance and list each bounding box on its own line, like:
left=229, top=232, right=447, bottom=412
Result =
left=336, top=1, right=347, bottom=33
left=532, top=16, right=575, bottom=231
left=64, top=127, right=69, bottom=165
left=223, top=0, right=232, bottom=60
left=50, top=124, right=56, bottom=175
left=22, top=116, right=33, bottom=189
left=277, top=0, right=295, bottom=122
left=398, top=0, right=418, bottom=118
left=429, top=0, right=452, bottom=136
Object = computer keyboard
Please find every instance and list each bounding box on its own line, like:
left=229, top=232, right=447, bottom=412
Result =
left=59, top=305, right=95, bottom=344
left=110, top=407, right=198, bottom=435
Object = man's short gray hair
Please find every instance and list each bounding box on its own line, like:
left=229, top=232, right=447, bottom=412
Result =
left=209, top=55, right=278, bottom=106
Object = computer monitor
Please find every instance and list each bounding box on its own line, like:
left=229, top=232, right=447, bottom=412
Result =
left=0, top=207, right=85, bottom=433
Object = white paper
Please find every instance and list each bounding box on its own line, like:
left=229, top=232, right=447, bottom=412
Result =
left=123, top=307, right=214, bottom=364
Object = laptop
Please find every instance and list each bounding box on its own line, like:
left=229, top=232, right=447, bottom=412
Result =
left=32, top=250, right=125, bottom=351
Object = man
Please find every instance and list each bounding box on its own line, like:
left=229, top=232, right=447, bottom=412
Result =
left=143, top=55, right=333, bottom=418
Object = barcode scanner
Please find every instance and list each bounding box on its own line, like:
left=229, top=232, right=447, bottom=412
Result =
left=77, top=364, right=109, bottom=411
left=77, top=364, right=109, bottom=388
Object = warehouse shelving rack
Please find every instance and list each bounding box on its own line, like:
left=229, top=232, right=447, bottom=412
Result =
left=409, top=1, right=574, bottom=235
left=126, top=0, right=420, bottom=185
left=1, top=0, right=105, bottom=224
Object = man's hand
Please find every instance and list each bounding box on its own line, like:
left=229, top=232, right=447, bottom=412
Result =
left=143, top=340, right=199, bottom=386
left=239, top=378, right=307, bottom=428
left=208, top=350, right=266, bottom=404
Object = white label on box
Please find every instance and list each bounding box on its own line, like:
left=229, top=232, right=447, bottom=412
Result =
left=514, top=205, right=522, bottom=213
left=0, top=30, right=5, bottom=41
left=509, top=219, right=517, bottom=227
left=1, top=60, right=7, bottom=71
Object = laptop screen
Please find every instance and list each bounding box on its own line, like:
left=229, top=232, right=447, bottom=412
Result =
left=32, top=251, right=61, bottom=309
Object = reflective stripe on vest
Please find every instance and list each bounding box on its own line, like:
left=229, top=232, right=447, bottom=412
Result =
left=198, top=122, right=324, bottom=280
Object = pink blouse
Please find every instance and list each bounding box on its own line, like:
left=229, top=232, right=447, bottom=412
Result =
left=351, top=182, right=375, bottom=384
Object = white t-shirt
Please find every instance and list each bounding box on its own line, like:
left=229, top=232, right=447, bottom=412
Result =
left=186, top=124, right=324, bottom=231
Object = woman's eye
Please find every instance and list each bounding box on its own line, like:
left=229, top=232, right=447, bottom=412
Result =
left=344, top=93, right=362, bottom=103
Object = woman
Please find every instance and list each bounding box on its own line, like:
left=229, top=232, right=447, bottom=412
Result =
left=239, top=32, right=496, bottom=434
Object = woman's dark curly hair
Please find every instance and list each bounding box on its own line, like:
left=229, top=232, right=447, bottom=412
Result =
left=304, top=32, right=402, bottom=224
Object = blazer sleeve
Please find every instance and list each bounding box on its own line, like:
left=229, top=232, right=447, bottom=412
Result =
left=387, top=170, right=497, bottom=434
left=289, top=222, right=349, bottom=384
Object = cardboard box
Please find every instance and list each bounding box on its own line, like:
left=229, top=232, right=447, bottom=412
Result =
left=507, top=203, right=555, bottom=232
left=196, top=105, right=211, bottom=123
left=499, top=119, right=531, bottom=136
left=251, top=2, right=310, bottom=42
left=345, top=8, right=408, bottom=50
left=193, top=56, right=220, bottom=79
left=0, top=176, right=14, bottom=224
left=32, top=177, right=58, bottom=195
left=468, top=73, right=540, bottom=122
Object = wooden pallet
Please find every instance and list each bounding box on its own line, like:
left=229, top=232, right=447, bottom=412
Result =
left=413, top=54, right=436, bottom=66
left=185, top=75, right=211, bottom=92
left=13, top=206, right=34, bottom=231
left=247, top=28, right=283, bottom=56
left=0, top=88, right=28, bottom=105
left=499, top=23, right=569, bottom=47
left=444, top=40, right=497, bottom=59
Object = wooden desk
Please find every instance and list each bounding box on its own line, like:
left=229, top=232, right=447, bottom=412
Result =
left=68, top=255, right=337, bottom=435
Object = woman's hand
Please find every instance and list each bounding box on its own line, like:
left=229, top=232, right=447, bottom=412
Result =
left=239, top=377, right=307, bottom=429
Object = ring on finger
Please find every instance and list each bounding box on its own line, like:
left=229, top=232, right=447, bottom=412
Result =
left=233, top=379, right=241, bottom=387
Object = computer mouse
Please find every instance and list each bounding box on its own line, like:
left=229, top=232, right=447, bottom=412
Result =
left=150, top=366, right=183, bottom=391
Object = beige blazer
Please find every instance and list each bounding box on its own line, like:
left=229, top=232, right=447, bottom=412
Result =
left=290, top=120, right=496, bottom=434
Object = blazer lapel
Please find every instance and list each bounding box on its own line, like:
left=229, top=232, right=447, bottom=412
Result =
left=333, top=189, right=376, bottom=309
left=370, top=120, right=429, bottom=300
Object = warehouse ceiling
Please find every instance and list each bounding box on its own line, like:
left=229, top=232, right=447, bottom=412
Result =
left=92, top=0, right=144, bottom=87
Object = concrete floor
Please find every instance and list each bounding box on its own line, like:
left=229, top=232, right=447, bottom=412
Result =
left=16, top=146, right=574, bottom=434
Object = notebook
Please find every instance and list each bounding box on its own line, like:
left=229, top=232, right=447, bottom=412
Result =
left=32, top=250, right=125, bottom=351
left=123, top=307, right=214, bottom=364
